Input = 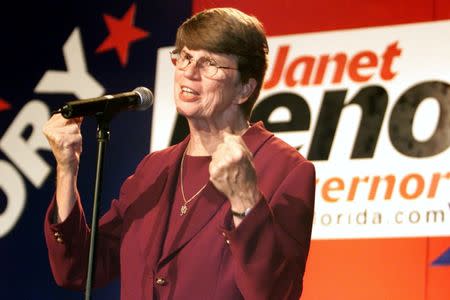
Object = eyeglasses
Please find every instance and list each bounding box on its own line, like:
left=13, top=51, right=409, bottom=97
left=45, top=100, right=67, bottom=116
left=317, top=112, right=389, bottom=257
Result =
left=170, top=50, right=238, bottom=78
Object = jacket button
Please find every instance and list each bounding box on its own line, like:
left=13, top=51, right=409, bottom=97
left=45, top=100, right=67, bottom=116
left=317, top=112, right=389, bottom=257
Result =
left=54, top=232, right=64, bottom=243
left=155, top=277, right=167, bottom=286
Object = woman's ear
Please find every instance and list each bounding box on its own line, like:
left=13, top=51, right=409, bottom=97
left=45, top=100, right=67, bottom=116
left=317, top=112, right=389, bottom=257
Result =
left=235, top=78, right=257, bottom=104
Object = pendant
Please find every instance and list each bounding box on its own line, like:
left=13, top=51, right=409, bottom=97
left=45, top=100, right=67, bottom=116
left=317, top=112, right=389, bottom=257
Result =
left=180, top=204, right=188, bottom=216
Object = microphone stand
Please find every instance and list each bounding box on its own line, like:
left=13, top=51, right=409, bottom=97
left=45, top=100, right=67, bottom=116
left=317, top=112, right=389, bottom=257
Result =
left=85, top=113, right=111, bottom=300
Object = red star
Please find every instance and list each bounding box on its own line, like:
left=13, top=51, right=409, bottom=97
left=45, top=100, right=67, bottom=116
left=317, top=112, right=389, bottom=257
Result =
left=96, top=3, right=150, bottom=66
left=0, top=98, right=11, bottom=112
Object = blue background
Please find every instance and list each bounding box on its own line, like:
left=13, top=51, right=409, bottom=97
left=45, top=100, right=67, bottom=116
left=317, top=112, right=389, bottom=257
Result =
left=0, top=1, right=191, bottom=298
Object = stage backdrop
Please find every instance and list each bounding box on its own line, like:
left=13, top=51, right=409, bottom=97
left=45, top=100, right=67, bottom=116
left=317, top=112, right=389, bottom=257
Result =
left=0, top=1, right=191, bottom=299
left=1, top=0, right=449, bottom=299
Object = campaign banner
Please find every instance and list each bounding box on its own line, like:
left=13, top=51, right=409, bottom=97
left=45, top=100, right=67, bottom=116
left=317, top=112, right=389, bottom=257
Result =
left=152, top=20, right=450, bottom=240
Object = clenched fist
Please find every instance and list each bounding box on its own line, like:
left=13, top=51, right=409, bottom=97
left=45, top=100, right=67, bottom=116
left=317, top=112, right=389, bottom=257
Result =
left=43, top=114, right=83, bottom=174
left=209, top=132, right=261, bottom=217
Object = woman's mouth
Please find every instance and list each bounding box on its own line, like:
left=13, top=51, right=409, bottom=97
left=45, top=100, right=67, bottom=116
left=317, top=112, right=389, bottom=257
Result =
left=179, top=86, right=200, bottom=101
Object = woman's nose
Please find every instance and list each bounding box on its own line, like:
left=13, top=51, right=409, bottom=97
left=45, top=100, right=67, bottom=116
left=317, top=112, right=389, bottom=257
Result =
left=183, top=60, right=201, bottom=79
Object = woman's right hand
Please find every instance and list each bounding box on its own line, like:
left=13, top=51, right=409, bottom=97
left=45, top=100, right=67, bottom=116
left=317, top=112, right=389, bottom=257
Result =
left=43, top=114, right=83, bottom=222
left=43, top=114, right=83, bottom=174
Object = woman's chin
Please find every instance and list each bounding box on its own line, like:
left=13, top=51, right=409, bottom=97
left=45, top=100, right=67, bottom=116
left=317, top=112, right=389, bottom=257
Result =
left=176, top=105, right=199, bottom=118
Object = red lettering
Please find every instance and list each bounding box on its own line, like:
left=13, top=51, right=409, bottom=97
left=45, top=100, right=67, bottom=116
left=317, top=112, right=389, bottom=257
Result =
left=263, top=45, right=289, bottom=89
left=380, top=41, right=402, bottom=80
left=348, top=51, right=378, bottom=82
left=313, top=53, right=347, bottom=85
left=285, top=56, right=315, bottom=86
left=263, top=42, right=403, bottom=90
left=399, top=173, right=425, bottom=199
left=321, top=177, right=345, bottom=202
left=347, top=176, right=369, bottom=201
left=426, top=172, right=450, bottom=198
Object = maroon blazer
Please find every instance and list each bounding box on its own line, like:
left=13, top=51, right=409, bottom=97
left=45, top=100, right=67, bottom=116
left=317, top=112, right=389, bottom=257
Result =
left=44, top=122, right=316, bottom=299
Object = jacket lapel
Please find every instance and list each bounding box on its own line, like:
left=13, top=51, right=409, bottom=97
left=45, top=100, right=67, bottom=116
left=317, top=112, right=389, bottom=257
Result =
left=242, top=121, right=274, bottom=154
left=136, top=138, right=189, bottom=269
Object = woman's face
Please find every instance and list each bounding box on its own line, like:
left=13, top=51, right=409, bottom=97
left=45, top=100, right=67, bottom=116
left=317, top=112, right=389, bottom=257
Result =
left=173, top=47, right=247, bottom=122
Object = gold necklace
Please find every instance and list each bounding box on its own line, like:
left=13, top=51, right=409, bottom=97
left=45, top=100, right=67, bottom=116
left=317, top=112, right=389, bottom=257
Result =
left=179, top=147, right=208, bottom=216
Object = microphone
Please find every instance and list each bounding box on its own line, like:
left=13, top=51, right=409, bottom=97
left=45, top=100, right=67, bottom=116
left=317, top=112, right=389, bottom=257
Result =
left=58, top=86, right=153, bottom=118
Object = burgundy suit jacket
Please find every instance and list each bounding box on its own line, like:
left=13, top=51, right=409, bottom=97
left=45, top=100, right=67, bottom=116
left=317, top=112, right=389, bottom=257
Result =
left=44, top=122, right=316, bottom=299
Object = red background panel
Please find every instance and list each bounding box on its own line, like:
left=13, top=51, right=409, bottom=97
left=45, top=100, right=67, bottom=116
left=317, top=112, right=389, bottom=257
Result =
left=193, top=0, right=434, bottom=35
left=302, top=238, right=428, bottom=300
left=435, top=0, right=450, bottom=20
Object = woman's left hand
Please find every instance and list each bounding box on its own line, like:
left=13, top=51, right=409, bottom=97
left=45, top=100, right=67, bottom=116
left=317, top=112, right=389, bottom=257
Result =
left=209, top=133, right=261, bottom=213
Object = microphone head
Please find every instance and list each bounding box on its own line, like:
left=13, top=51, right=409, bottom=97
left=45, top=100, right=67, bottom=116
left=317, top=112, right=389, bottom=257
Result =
left=134, top=86, right=154, bottom=111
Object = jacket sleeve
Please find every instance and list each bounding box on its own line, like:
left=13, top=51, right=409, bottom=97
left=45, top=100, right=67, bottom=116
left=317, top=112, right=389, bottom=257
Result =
left=223, top=160, right=316, bottom=300
left=44, top=153, right=154, bottom=290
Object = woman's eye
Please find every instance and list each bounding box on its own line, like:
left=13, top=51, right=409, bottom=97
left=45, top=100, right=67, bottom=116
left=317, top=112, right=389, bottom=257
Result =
left=181, top=53, right=191, bottom=60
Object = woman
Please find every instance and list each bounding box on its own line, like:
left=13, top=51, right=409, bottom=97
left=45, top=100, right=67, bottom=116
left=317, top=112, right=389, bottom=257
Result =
left=43, top=7, right=315, bottom=300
